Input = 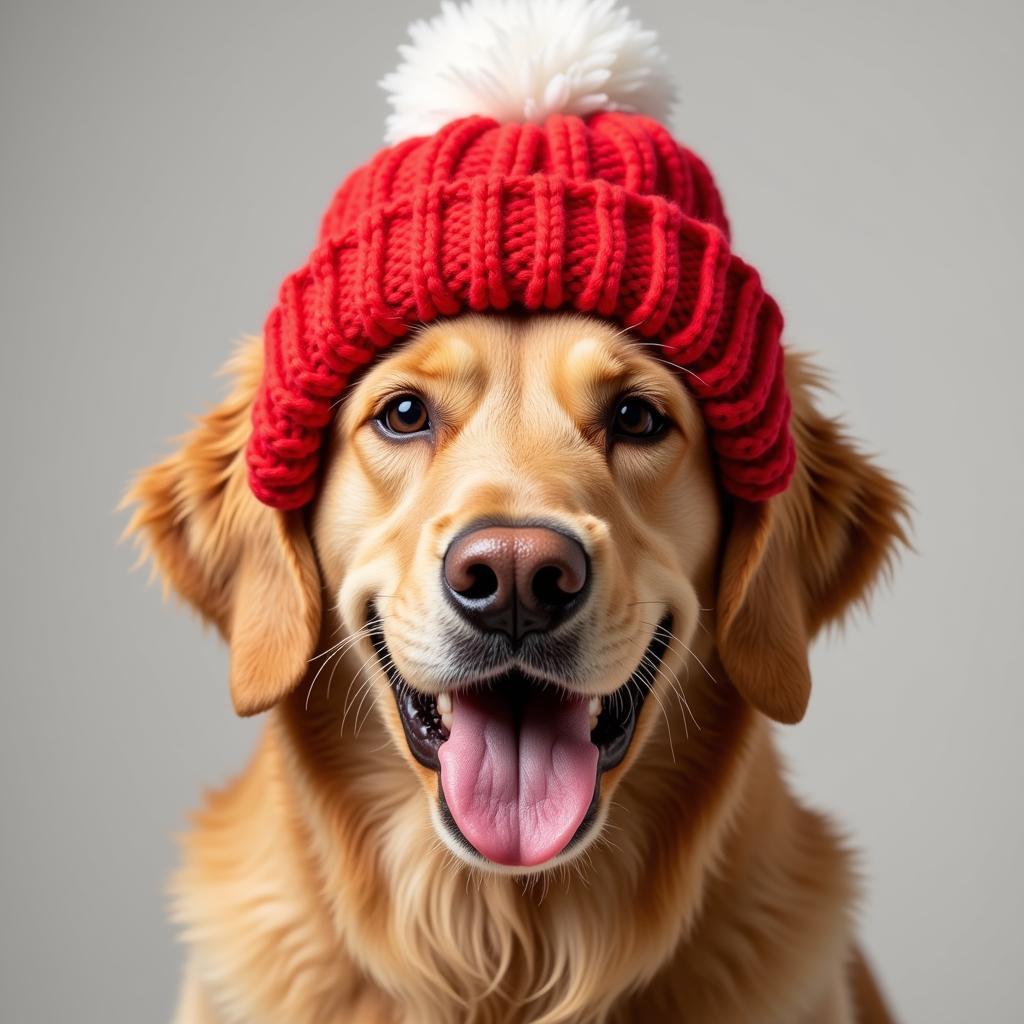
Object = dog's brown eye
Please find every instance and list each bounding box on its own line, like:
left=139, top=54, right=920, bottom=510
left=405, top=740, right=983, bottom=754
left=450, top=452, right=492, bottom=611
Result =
left=612, top=397, right=667, bottom=440
left=379, top=395, right=430, bottom=435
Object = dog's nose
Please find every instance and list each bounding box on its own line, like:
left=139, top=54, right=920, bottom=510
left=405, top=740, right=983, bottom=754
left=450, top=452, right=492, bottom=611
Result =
left=442, top=526, right=589, bottom=641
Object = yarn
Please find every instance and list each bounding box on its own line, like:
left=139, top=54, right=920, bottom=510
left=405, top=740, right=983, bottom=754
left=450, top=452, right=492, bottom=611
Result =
left=246, top=112, right=795, bottom=509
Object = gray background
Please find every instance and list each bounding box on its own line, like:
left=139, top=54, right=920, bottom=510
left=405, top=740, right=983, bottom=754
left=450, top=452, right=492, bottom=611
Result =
left=2, top=0, right=1021, bottom=1020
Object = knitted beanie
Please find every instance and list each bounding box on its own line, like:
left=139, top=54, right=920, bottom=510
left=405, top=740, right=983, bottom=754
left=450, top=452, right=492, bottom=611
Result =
left=246, top=0, right=795, bottom=510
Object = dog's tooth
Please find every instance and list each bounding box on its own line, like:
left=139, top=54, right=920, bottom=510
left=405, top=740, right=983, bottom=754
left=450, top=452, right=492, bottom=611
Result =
left=440, top=711, right=454, bottom=734
left=587, top=696, right=602, bottom=717
left=437, top=691, right=452, bottom=715
left=589, top=715, right=599, bottom=732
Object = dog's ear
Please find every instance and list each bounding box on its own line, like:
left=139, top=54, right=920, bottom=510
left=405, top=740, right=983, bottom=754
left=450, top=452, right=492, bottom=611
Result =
left=122, top=338, right=322, bottom=716
left=716, top=353, right=909, bottom=724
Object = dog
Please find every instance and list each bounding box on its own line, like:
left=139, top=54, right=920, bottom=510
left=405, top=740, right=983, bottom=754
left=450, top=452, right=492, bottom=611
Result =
left=126, top=311, right=906, bottom=1023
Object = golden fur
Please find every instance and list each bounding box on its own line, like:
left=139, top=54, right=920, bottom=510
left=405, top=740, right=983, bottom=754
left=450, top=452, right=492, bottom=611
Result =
left=125, top=313, right=907, bottom=1023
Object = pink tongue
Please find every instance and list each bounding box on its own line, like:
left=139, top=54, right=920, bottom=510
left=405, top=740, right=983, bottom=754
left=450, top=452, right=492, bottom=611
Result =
left=438, top=688, right=598, bottom=867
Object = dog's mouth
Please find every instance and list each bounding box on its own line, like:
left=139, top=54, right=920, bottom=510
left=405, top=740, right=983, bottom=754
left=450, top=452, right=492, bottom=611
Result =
left=371, top=612, right=670, bottom=868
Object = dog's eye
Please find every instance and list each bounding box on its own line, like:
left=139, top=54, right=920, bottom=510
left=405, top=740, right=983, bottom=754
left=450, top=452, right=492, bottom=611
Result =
left=611, top=397, right=667, bottom=441
left=378, top=395, right=430, bottom=435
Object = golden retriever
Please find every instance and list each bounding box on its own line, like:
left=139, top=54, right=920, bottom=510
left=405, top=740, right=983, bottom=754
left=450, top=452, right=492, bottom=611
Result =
left=125, top=311, right=906, bottom=1023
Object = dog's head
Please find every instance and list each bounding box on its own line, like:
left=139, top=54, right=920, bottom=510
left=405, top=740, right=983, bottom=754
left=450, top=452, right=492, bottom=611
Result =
left=125, top=312, right=906, bottom=872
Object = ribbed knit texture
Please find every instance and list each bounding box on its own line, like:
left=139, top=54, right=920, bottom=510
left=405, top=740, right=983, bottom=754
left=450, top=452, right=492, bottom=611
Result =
left=247, top=113, right=795, bottom=509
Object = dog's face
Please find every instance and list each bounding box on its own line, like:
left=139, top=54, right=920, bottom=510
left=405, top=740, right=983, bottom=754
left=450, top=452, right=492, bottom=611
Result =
left=126, top=310, right=906, bottom=877
left=311, top=314, right=721, bottom=870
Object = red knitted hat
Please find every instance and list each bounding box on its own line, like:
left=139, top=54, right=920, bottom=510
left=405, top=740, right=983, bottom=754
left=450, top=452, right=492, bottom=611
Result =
left=247, top=1, right=795, bottom=510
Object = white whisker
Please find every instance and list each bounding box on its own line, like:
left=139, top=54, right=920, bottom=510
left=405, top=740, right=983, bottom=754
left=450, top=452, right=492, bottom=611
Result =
left=642, top=619, right=719, bottom=687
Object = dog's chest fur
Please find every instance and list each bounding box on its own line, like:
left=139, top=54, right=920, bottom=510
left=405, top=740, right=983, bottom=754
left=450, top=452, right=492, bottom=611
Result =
left=172, top=696, right=857, bottom=1024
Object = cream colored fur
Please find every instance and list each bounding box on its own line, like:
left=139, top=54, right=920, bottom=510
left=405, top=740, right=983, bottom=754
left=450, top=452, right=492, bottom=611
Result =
left=124, top=314, right=906, bottom=1023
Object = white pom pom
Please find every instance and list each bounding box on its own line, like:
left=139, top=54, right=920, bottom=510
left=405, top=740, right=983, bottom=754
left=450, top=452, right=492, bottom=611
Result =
left=380, top=0, right=675, bottom=145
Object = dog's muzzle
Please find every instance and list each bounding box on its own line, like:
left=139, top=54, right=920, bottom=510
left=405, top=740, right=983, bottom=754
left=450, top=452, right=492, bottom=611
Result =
left=371, top=609, right=670, bottom=868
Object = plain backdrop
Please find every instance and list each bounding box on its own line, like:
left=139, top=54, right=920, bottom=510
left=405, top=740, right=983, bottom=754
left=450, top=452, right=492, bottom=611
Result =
left=2, top=0, right=1022, bottom=1020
